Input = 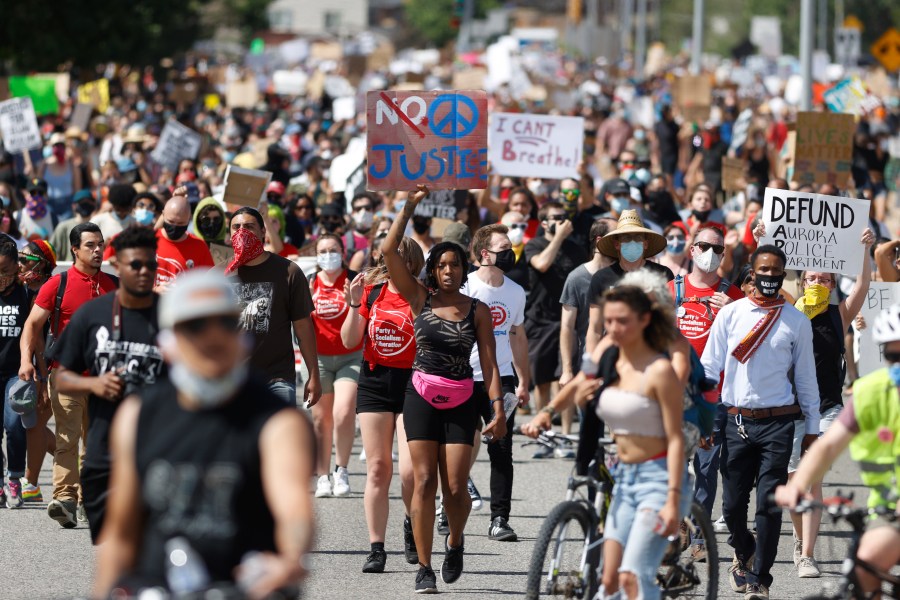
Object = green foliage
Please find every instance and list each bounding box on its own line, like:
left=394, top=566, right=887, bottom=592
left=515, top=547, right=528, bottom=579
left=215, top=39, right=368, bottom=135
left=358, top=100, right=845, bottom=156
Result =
left=403, top=0, right=499, bottom=48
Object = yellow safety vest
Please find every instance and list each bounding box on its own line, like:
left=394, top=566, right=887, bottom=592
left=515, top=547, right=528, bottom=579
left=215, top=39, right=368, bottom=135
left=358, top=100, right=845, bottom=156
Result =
left=849, top=368, right=900, bottom=510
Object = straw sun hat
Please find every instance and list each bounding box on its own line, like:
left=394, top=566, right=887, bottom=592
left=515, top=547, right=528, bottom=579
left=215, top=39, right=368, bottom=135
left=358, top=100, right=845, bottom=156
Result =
left=597, top=209, right=667, bottom=259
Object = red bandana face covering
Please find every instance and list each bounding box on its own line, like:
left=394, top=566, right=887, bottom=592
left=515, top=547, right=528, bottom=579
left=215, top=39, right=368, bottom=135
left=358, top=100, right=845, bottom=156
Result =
left=225, top=228, right=265, bottom=274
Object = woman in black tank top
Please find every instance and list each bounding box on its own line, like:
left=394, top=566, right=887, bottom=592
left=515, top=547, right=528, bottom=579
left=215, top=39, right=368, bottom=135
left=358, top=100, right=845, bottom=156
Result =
left=383, top=184, right=505, bottom=593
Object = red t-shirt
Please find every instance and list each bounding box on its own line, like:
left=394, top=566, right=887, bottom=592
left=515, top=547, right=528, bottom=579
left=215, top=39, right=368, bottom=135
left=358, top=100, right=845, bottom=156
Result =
left=279, top=242, right=299, bottom=258
left=36, top=266, right=118, bottom=336
left=155, top=230, right=215, bottom=287
left=311, top=270, right=362, bottom=356
left=668, top=276, right=744, bottom=358
left=359, top=283, right=416, bottom=369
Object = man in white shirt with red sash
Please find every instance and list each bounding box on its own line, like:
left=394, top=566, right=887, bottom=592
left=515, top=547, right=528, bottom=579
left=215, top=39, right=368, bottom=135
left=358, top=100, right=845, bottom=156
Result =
left=701, top=244, right=820, bottom=600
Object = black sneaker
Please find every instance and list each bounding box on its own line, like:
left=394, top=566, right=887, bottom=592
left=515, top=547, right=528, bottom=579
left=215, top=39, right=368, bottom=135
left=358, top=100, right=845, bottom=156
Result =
left=47, top=499, right=78, bottom=529
left=415, top=565, right=437, bottom=594
left=404, top=516, right=419, bottom=564
left=436, top=507, right=450, bottom=536
left=488, top=516, right=518, bottom=541
left=440, top=534, right=464, bottom=584
left=362, top=549, right=386, bottom=573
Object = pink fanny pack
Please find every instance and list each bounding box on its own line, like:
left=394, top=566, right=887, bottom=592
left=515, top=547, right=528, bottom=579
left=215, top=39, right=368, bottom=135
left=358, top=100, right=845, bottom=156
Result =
left=412, top=371, right=473, bottom=410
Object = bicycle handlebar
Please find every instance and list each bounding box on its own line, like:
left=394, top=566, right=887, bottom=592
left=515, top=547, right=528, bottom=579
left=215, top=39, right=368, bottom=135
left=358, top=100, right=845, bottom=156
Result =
left=512, top=425, right=614, bottom=447
left=768, top=493, right=898, bottom=523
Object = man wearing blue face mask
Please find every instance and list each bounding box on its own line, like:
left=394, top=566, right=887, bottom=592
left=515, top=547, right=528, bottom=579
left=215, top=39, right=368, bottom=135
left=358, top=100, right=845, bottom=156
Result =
left=585, top=210, right=673, bottom=354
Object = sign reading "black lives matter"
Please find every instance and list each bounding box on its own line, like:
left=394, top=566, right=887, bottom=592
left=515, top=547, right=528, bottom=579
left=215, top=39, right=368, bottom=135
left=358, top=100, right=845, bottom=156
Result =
left=760, top=187, right=870, bottom=276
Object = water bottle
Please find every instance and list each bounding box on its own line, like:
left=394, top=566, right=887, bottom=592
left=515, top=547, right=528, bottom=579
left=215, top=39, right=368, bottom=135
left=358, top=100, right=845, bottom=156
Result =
left=483, top=392, right=519, bottom=443
left=581, top=351, right=599, bottom=380
left=165, top=537, right=210, bottom=595
left=236, top=551, right=269, bottom=595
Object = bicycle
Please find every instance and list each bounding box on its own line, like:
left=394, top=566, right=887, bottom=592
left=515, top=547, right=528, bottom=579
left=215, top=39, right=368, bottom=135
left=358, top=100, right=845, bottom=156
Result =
left=520, top=428, right=719, bottom=600
left=779, top=495, right=900, bottom=600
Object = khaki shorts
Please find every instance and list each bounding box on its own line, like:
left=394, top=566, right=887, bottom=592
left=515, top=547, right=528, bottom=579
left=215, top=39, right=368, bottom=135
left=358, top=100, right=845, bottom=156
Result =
left=301, top=350, right=362, bottom=395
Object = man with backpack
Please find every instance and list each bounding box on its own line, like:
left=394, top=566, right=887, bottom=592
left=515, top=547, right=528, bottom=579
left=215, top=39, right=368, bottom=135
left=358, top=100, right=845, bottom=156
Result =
left=667, top=224, right=743, bottom=549
left=19, top=222, right=118, bottom=528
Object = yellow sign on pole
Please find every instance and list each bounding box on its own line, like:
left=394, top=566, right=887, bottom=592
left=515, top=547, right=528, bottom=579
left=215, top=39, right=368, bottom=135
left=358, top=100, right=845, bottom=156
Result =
left=843, top=15, right=863, bottom=31
left=871, top=28, right=900, bottom=73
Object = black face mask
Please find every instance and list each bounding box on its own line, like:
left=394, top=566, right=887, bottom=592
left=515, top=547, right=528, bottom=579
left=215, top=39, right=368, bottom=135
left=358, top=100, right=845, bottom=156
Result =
left=489, top=248, right=516, bottom=273
left=198, top=217, right=223, bottom=240
left=646, top=190, right=673, bottom=210
left=321, top=220, right=341, bottom=233
left=163, top=222, right=188, bottom=240
left=412, top=220, right=430, bottom=235
left=548, top=223, right=557, bottom=236
left=754, top=272, right=785, bottom=298
left=692, top=209, right=712, bottom=222
left=74, top=202, right=95, bottom=218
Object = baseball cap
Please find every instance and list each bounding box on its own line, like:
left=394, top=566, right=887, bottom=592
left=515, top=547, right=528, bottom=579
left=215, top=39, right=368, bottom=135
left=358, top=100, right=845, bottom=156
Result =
left=8, top=379, right=37, bottom=429
left=26, top=178, right=48, bottom=194
left=442, top=222, right=472, bottom=251
left=73, top=189, right=95, bottom=204
left=266, top=181, right=286, bottom=196
left=159, top=270, right=241, bottom=331
left=604, top=178, right=630, bottom=197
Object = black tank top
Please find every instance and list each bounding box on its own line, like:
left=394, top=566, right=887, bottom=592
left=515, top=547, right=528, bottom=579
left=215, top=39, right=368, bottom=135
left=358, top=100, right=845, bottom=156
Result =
left=412, top=294, right=478, bottom=380
left=131, top=376, right=290, bottom=585
left=811, top=304, right=844, bottom=412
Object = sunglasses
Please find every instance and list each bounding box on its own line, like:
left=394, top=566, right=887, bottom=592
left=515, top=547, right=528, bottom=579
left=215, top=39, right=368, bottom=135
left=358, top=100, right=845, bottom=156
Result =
left=693, top=242, right=725, bottom=255
left=178, top=314, right=241, bottom=334
left=546, top=215, right=567, bottom=222
left=18, top=255, right=42, bottom=265
left=561, top=188, right=580, bottom=196
left=507, top=223, right=527, bottom=230
left=321, top=216, right=343, bottom=223
left=295, top=205, right=313, bottom=211
left=125, top=259, right=158, bottom=271
left=884, top=351, right=900, bottom=364
left=353, top=204, right=374, bottom=212
left=665, top=235, right=685, bottom=242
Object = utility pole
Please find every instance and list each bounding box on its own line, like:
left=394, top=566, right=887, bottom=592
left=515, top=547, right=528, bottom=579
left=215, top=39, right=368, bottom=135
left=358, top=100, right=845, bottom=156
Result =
left=690, top=0, right=704, bottom=74
left=635, top=0, right=647, bottom=78
left=620, top=0, right=634, bottom=63
left=818, top=0, right=828, bottom=53
left=799, top=0, right=814, bottom=110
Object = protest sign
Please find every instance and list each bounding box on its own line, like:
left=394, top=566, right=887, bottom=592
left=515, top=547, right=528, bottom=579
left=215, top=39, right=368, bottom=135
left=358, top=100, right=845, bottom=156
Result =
left=225, top=79, right=259, bottom=108
left=488, top=113, right=583, bottom=180
left=452, top=68, right=487, bottom=90
left=311, top=41, right=343, bottom=61
left=223, top=165, right=272, bottom=207
left=760, top=187, right=870, bottom=276
left=273, top=70, right=307, bottom=96
left=151, top=120, right=202, bottom=171
left=824, top=77, right=882, bottom=116
left=729, top=108, right=754, bottom=153
left=857, top=283, right=900, bottom=377
left=672, top=75, right=711, bottom=124
left=414, top=189, right=468, bottom=220
left=0, top=97, right=42, bottom=154
left=9, top=76, right=59, bottom=116
left=793, top=112, right=854, bottom=186
left=70, top=103, right=93, bottom=133
left=35, top=73, right=70, bottom=102
left=169, top=81, right=200, bottom=105
left=366, top=90, right=488, bottom=191
left=77, top=79, right=110, bottom=113
left=332, top=96, right=356, bottom=122
left=721, top=157, right=745, bottom=193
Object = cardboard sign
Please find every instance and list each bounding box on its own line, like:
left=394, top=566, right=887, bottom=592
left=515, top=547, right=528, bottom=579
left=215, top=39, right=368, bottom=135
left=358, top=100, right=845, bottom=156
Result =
left=77, top=79, right=110, bottom=113
left=721, top=157, right=745, bottom=193
left=151, top=120, right=202, bottom=171
left=70, top=103, right=93, bottom=133
left=760, top=187, right=870, bottom=276
left=488, top=113, right=584, bottom=180
left=223, top=165, right=272, bottom=207
left=170, top=81, right=200, bottom=105
left=311, top=41, right=343, bottom=61
left=225, top=79, right=259, bottom=108
left=793, top=112, right=855, bottom=186
left=452, top=68, right=487, bottom=90
left=366, top=90, right=488, bottom=191
left=673, top=75, right=711, bottom=124
left=414, top=189, right=468, bottom=220
left=208, top=242, right=235, bottom=268
left=857, top=283, right=900, bottom=377
left=0, top=97, right=42, bottom=154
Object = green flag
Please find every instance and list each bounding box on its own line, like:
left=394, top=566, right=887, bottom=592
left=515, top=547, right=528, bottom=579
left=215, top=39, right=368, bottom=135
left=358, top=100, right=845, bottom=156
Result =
left=8, top=77, right=59, bottom=116
left=250, top=38, right=265, bottom=55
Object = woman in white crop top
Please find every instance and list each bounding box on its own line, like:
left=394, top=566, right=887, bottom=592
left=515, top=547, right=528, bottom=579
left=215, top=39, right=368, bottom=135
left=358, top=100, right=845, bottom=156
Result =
left=594, top=285, right=690, bottom=600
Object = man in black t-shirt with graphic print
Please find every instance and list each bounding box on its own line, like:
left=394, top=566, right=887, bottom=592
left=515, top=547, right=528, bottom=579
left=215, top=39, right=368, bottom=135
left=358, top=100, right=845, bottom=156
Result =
left=53, top=227, right=165, bottom=540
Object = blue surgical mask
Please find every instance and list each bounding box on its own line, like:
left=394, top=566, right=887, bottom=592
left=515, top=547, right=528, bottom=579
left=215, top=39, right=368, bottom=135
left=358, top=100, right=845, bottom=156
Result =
left=0, top=196, right=9, bottom=208
left=667, top=239, right=686, bottom=254
left=889, top=363, right=900, bottom=387
left=620, top=241, right=644, bottom=262
left=133, top=208, right=155, bottom=226
left=136, top=100, right=147, bottom=112
left=611, top=197, right=630, bottom=215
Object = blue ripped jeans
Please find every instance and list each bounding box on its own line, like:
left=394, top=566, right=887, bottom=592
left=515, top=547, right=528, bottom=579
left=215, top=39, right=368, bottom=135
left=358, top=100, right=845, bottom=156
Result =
left=600, top=458, right=692, bottom=600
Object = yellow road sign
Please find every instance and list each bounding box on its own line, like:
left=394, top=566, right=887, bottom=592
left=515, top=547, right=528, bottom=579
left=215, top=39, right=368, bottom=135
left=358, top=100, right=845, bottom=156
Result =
left=871, top=28, right=900, bottom=73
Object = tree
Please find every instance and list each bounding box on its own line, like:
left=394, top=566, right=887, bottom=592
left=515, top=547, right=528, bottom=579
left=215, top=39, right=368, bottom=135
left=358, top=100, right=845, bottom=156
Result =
left=404, top=0, right=499, bottom=48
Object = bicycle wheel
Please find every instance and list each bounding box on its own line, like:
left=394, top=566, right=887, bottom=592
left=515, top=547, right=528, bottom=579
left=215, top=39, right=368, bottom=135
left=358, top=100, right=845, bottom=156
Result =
left=658, top=501, right=719, bottom=600
left=525, top=500, right=602, bottom=600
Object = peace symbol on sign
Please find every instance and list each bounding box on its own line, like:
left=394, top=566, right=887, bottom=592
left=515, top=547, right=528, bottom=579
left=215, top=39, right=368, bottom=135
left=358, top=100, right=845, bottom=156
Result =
left=427, top=94, right=480, bottom=139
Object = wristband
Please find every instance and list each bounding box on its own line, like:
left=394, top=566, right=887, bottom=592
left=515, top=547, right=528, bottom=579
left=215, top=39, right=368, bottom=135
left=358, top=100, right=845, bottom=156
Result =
left=668, top=487, right=681, bottom=494
left=349, top=303, right=361, bottom=308
left=539, top=405, right=557, bottom=418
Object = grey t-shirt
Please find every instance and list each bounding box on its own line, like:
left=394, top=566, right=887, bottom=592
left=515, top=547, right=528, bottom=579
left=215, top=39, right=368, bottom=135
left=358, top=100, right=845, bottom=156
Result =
left=559, top=264, right=595, bottom=371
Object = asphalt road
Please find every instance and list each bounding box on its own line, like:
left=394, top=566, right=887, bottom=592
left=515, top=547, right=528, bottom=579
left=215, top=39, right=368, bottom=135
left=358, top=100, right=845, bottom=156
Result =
left=0, top=420, right=869, bottom=600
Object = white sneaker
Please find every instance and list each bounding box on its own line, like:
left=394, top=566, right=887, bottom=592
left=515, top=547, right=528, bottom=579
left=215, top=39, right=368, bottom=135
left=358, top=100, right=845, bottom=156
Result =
left=714, top=515, right=728, bottom=533
left=797, top=556, right=821, bottom=578
left=315, top=475, right=332, bottom=498
left=333, top=467, right=351, bottom=497
left=467, top=477, right=483, bottom=511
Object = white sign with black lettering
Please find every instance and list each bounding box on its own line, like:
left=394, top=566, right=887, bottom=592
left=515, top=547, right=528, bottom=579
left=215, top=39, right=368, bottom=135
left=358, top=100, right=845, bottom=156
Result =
left=151, top=119, right=202, bottom=171
left=760, top=187, right=870, bottom=276
left=0, top=97, right=42, bottom=154
left=856, top=283, right=900, bottom=378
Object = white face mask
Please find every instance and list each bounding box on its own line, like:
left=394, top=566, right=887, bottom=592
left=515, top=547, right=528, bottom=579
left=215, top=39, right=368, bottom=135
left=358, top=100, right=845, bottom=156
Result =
left=169, top=361, right=248, bottom=409
left=507, top=227, right=524, bottom=246
left=693, top=247, right=722, bottom=273
left=353, top=209, right=374, bottom=230
left=317, top=251, right=343, bottom=272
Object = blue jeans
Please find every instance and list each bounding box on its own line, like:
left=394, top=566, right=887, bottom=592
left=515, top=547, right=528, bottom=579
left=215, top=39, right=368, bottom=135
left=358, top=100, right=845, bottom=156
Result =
left=603, top=458, right=692, bottom=600
left=268, top=379, right=297, bottom=406
left=1, top=376, right=27, bottom=479
left=692, top=403, right=728, bottom=518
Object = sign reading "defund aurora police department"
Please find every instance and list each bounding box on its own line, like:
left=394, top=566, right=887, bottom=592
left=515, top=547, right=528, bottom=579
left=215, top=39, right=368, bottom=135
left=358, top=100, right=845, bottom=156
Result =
left=760, top=187, right=870, bottom=276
